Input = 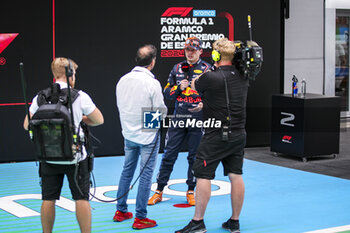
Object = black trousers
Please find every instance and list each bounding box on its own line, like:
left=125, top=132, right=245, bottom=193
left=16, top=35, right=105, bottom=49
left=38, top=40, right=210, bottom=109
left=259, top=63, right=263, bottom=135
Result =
left=156, top=126, right=202, bottom=190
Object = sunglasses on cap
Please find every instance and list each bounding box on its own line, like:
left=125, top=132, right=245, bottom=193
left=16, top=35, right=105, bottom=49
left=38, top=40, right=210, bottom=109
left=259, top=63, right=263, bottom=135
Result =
left=184, top=38, right=202, bottom=50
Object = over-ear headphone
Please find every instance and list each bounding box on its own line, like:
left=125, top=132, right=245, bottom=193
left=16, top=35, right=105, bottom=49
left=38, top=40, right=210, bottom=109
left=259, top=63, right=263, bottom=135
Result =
left=211, top=49, right=221, bottom=62
left=65, top=59, right=74, bottom=77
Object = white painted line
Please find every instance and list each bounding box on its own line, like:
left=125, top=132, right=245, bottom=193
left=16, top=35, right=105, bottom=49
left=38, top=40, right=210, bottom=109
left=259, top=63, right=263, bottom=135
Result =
left=304, top=225, right=350, bottom=233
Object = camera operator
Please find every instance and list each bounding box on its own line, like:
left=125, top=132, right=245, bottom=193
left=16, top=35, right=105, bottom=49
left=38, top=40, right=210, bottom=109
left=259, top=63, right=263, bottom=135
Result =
left=148, top=37, right=211, bottom=206
left=114, top=44, right=167, bottom=230
left=23, top=57, right=104, bottom=233
left=175, top=38, right=249, bottom=233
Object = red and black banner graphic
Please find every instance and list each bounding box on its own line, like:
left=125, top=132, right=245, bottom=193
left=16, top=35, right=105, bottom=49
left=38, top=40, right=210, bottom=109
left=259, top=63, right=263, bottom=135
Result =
left=0, top=33, right=18, bottom=66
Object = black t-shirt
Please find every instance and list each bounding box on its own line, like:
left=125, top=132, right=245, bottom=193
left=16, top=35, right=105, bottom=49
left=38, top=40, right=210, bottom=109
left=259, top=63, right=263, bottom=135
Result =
left=195, top=65, right=249, bottom=134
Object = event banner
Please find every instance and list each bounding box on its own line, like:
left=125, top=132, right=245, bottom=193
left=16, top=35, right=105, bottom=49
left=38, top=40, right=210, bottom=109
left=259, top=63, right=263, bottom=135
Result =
left=0, top=0, right=282, bottom=162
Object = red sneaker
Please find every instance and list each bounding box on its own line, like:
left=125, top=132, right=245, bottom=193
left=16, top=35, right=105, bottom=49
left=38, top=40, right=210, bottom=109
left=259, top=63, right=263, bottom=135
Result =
left=113, top=210, right=133, bottom=222
left=132, top=217, right=157, bottom=229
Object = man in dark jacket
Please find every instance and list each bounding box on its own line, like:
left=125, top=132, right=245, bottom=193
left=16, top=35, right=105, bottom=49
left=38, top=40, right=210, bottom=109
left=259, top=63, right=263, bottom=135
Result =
left=148, top=37, right=211, bottom=206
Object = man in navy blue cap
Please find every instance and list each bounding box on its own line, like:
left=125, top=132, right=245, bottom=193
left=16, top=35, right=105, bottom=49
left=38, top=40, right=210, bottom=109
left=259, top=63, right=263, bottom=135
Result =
left=148, top=37, right=211, bottom=206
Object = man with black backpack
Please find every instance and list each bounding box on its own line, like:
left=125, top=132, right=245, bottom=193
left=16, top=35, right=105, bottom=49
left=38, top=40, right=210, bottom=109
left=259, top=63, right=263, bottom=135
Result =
left=23, top=57, right=104, bottom=233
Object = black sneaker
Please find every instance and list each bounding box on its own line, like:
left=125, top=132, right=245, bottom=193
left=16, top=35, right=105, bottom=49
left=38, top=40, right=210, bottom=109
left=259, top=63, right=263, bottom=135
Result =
left=175, top=220, right=207, bottom=233
left=222, top=218, right=240, bottom=233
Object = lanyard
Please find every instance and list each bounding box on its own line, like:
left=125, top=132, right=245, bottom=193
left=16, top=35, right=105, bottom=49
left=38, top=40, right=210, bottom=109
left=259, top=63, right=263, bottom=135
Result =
left=220, top=70, right=232, bottom=128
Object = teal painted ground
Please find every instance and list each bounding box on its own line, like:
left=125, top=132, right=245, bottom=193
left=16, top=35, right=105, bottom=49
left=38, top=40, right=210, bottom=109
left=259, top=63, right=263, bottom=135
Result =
left=0, top=153, right=349, bottom=233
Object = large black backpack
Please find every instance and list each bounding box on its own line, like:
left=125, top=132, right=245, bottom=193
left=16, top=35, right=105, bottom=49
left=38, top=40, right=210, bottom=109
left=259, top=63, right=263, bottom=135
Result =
left=30, top=83, right=80, bottom=161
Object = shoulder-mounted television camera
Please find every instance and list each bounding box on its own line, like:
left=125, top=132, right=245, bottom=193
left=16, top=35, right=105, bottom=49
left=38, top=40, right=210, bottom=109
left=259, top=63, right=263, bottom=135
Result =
left=233, top=40, right=263, bottom=80
left=230, top=15, right=263, bottom=80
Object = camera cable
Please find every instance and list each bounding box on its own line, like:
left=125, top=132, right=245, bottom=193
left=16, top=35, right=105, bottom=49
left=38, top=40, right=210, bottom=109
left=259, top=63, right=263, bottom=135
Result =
left=88, top=130, right=160, bottom=203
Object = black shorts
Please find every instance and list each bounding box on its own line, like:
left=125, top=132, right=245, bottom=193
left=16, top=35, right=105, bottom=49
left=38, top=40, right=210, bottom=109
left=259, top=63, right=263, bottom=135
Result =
left=193, top=131, right=246, bottom=180
left=40, top=159, right=90, bottom=200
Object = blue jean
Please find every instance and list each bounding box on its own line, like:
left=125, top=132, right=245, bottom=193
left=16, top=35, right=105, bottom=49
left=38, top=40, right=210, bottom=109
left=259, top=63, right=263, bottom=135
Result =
left=116, top=133, right=160, bottom=219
